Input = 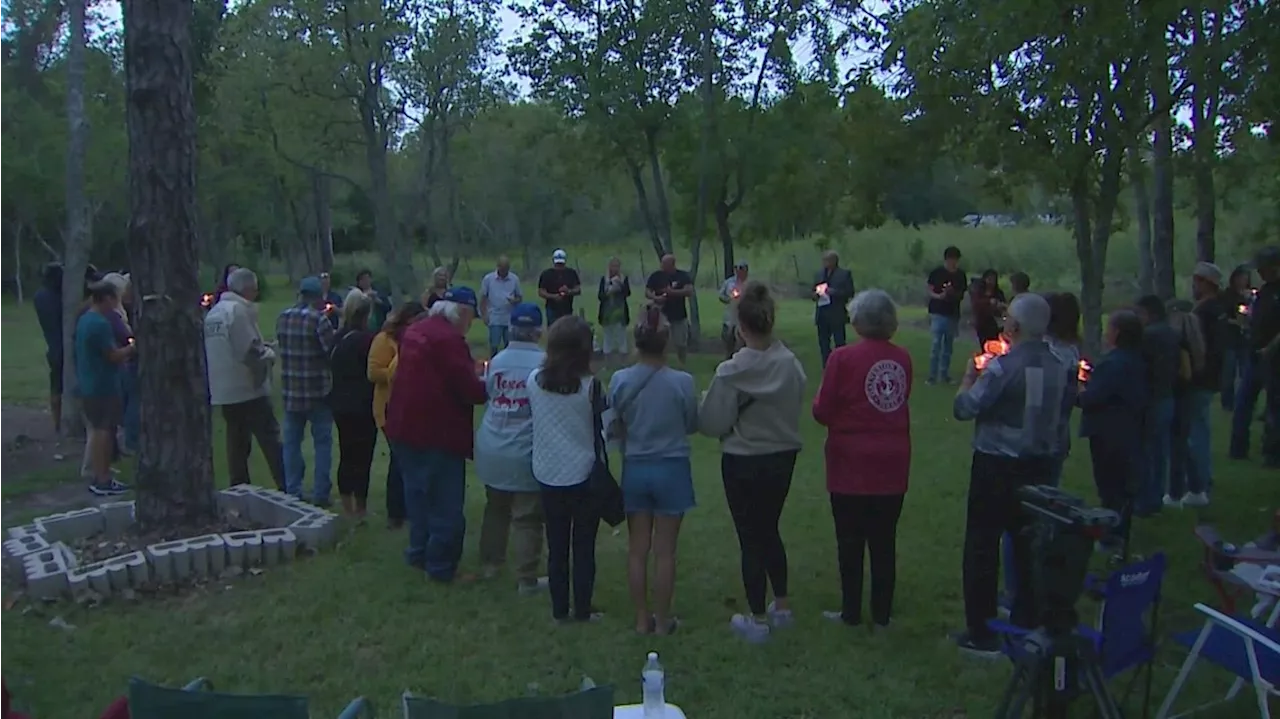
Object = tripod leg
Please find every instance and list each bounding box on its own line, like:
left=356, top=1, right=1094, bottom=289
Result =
left=1081, top=658, right=1124, bottom=719
left=995, top=658, right=1037, bottom=719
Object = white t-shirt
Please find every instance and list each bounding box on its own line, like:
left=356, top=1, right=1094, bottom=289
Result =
left=527, top=370, right=596, bottom=487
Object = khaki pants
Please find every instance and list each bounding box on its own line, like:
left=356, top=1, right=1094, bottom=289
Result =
left=479, top=486, right=544, bottom=582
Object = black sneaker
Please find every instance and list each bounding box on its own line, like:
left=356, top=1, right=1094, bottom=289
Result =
left=88, top=479, right=130, bottom=496
left=953, top=630, right=1002, bottom=658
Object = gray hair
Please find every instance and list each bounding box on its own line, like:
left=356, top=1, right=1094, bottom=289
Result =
left=510, top=325, right=542, bottom=343
left=342, top=288, right=371, bottom=327
left=848, top=289, right=898, bottom=340
left=227, top=267, right=258, bottom=295
left=822, top=250, right=840, bottom=264
left=1008, top=293, right=1051, bottom=339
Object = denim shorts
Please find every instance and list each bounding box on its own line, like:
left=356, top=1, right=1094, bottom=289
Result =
left=621, top=457, right=695, bottom=516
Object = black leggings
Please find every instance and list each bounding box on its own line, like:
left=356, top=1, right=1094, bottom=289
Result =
left=540, top=481, right=600, bottom=620
left=722, top=451, right=798, bottom=615
left=829, top=493, right=904, bottom=626
left=334, top=412, right=378, bottom=500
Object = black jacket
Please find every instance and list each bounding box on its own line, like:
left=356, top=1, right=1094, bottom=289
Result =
left=814, top=266, right=855, bottom=324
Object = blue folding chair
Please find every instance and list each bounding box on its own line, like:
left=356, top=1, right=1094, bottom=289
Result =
left=1156, top=602, right=1280, bottom=718
left=989, top=552, right=1166, bottom=718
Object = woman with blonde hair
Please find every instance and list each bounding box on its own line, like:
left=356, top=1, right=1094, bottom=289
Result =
left=367, top=299, right=426, bottom=528
left=329, top=289, right=377, bottom=519
left=422, top=267, right=451, bottom=308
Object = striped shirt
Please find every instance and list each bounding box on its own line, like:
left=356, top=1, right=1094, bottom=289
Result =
left=275, top=303, right=336, bottom=412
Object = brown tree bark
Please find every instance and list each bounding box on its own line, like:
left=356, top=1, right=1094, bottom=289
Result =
left=124, top=0, right=218, bottom=530
left=1150, top=48, right=1176, bottom=301
left=61, top=0, right=90, bottom=438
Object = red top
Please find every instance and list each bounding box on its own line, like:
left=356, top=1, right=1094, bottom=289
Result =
left=812, top=338, right=913, bottom=495
left=383, top=315, right=487, bottom=457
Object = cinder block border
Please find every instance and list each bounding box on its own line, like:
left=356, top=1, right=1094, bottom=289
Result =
left=16, top=487, right=339, bottom=600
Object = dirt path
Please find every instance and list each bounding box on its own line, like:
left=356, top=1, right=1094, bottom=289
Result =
left=1, top=405, right=109, bottom=523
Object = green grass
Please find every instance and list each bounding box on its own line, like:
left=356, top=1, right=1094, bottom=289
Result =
left=1, top=287, right=1274, bottom=719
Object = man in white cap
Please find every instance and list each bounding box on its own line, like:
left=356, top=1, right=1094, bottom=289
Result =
left=1182, top=261, right=1227, bottom=506
left=537, top=249, right=581, bottom=326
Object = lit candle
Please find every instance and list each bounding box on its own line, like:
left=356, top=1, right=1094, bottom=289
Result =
left=127, top=337, right=135, bottom=346
left=1077, top=359, right=1092, bottom=383
left=1238, top=303, right=1250, bottom=316
left=324, top=303, right=335, bottom=314
left=731, top=288, right=741, bottom=299
left=815, top=283, right=829, bottom=296
left=200, top=293, right=214, bottom=308
left=973, top=336, right=1011, bottom=373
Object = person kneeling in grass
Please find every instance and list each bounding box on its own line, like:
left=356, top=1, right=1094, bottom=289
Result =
left=76, top=280, right=135, bottom=496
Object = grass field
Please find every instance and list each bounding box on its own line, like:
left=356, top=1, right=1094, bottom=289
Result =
left=1, top=282, right=1275, bottom=718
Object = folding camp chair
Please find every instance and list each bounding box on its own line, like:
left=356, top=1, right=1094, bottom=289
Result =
left=127, top=677, right=373, bottom=718
left=1156, top=602, right=1280, bottom=718
left=989, top=552, right=1166, bottom=719
left=401, top=686, right=615, bottom=719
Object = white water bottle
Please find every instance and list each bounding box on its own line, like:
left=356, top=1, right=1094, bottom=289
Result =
left=641, top=651, right=665, bottom=717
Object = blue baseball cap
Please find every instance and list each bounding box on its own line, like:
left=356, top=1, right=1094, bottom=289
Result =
left=510, top=302, right=542, bottom=328
left=442, top=286, right=478, bottom=309
left=298, top=276, right=323, bottom=296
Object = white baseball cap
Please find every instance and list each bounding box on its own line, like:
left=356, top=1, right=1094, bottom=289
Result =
left=552, top=249, right=567, bottom=263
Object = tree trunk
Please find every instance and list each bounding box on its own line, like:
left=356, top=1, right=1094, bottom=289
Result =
left=1150, top=48, right=1176, bottom=301
left=62, top=0, right=90, bottom=439
left=1129, top=146, right=1155, bottom=296
left=626, top=159, right=666, bottom=259
left=312, top=171, right=334, bottom=273
left=644, top=128, right=674, bottom=255
left=1074, top=148, right=1124, bottom=356
left=1191, top=90, right=1217, bottom=263
left=715, top=201, right=735, bottom=275
left=12, top=222, right=25, bottom=303
left=124, top=0, right=218, bottom=530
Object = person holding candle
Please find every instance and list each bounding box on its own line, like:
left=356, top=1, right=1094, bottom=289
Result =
left=1176, top=262, right=1229, bottom=507
left=596, top=257, right=632, bottom=364
left=950, top=293, right=1074, bottom=656
left=480, top=255, right=524, bottom=356
left=1231, top=247, right=1280, bottom=466
left=969, top=269, right=1006, bottom=345
left=717, top=260, right=750, bottom=358
left=538, top=250, right=582, bottom=327
left=1044, top=292, right=1082, bottom=486
left=926, top=246, right=967, bottom=384
left=1078, top=309, right=1149, bottom=554
left=813, top=251, right=856, bottom=368
left=318, top=271, right=345, bottom=329
left=276, top=276, right=338, bottom=505
left=645, top=254, right=696, bottom=368
left=1220, top=266, right=1253, bottom=410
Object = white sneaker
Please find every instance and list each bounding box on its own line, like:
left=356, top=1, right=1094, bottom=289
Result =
left=1183, top=492, right=1210, bottom=507
left=730, top=614, right=771, bottom=643
left=767, top=601, right=794, bottom=628
left=1162, top=494, right=1182, bottom=508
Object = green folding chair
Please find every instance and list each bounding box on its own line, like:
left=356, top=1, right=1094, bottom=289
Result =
left=400, top=685, right=615, bottom=719
left=128, top=677, right=374, bottom=718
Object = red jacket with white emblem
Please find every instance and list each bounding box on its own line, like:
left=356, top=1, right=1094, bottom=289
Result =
left=813, top=338, right=913, bottom=495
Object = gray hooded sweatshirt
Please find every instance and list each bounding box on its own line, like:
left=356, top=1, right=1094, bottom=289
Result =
left=698, top=341, right=806, bottom=455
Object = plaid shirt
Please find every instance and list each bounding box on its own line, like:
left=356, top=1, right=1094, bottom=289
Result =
left=275, top=303, right=336, bottom=412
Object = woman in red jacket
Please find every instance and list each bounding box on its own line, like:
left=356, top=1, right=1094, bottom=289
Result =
left=813, top=288, right=913, bottom=629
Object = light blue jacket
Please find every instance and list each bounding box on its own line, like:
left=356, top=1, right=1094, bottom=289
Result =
left=474, top=341, right=545, bottom=491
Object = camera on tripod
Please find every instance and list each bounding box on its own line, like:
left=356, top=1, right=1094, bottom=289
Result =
left=1017, top=485, right=1121, bottom=635
left=994, top=486, right=1125, bottom=719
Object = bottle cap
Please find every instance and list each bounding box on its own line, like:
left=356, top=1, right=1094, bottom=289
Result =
left=647, top=652, right=658, bottom=660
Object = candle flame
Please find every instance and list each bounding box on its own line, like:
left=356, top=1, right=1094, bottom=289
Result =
left=324, top=303, right=335, bottom=314
left=1077, top=359, right=1092, bottom=383
left=973, top=336, right=1011, bottom=372
left=815, top=283, right=829, bottom=296
left=1238, top=303, right=1250, bottom=316
left=201, top=293, right=214, bottom=308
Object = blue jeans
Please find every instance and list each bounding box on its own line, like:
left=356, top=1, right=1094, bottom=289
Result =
left=1140, top=397, right=1175, bottom=512
left=282, top=406, right=334, bottom=503
left=1171, top=390, right=1213, bottom=497
left=546, top=306, right=570, bottom=327
left=1230, top=354, right=1266, bottom=458
left=392, top=443, right=467, bottom=580
left=120, top=364, right=139, bottom=451
left=487, top=323, right=509, bottom=355
left=928, top=314, right=959, bottom=381
left=1220, top=345, right=1240, bottom=410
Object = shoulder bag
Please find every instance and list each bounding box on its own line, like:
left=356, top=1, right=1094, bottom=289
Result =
left=589, top=378, right=625, bottom=527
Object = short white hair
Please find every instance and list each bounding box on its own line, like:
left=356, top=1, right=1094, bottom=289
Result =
left=848, top=289, right=898, bottom=340
left=227, top=267, right=258, bottom=295
left=1008, top=293, right=1051, bottom=339
left=428, top=300, right=465, bottom=323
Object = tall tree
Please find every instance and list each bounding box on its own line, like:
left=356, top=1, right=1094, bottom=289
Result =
left=124, top=0, right=218, bottom=529
left=61, top=0, right=90, bottom=437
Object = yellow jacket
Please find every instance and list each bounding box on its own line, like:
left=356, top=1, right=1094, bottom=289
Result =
left=367, top=332, right=399, bottom=428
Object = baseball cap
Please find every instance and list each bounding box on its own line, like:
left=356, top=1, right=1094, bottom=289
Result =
left=734, top=260, right=749, bottom=269
left=442, top=286, right=478, bottom=309
left=298, top=276, right=323, bottom=296
left=1191, top=261, right=1222, bottom=286
left=510, top=302, right=543, bottom=328
left=552, top=249, right=567, bottom=264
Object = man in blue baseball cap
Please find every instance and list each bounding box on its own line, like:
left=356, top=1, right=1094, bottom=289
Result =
left=384, top=284, right=488, bottom=582
left=474, top=302, right=549, bottom=593
left=275, top=275, right=337, bottom=504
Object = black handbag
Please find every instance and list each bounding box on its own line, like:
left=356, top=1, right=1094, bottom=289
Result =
left=589, top=378, right=625, bottom=527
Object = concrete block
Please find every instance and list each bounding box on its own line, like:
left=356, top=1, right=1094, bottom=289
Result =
left=24, top=552, right=69, bottom=599
left=3, top=534, right=50, bottom=560
left=146, top=541, right=191, bottom=582
left=186, top=534, right=226, bottom=574
left=98, top=501, right=135, bottom=536
left=68, top=561, right=112, bottom=596
left=222, top=532, right=262, bottom=567
left=241, top=493, right=279, bottom=525
left=67, top=569, right=89, bottom=595
left=259, top=528, right=297, bottom=565
left=103, top=551, right=148, bottom=586
left=52, top=541, right=78, bottom=569
left=21, top=542, right=76, bottom=577
left=34, top=508, right=104, bottom=543
left=6, top=524, right=46, bottom=541
left=288, top=514, right=337, bottom=550
left=216, top=485, right=253, bottom=516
